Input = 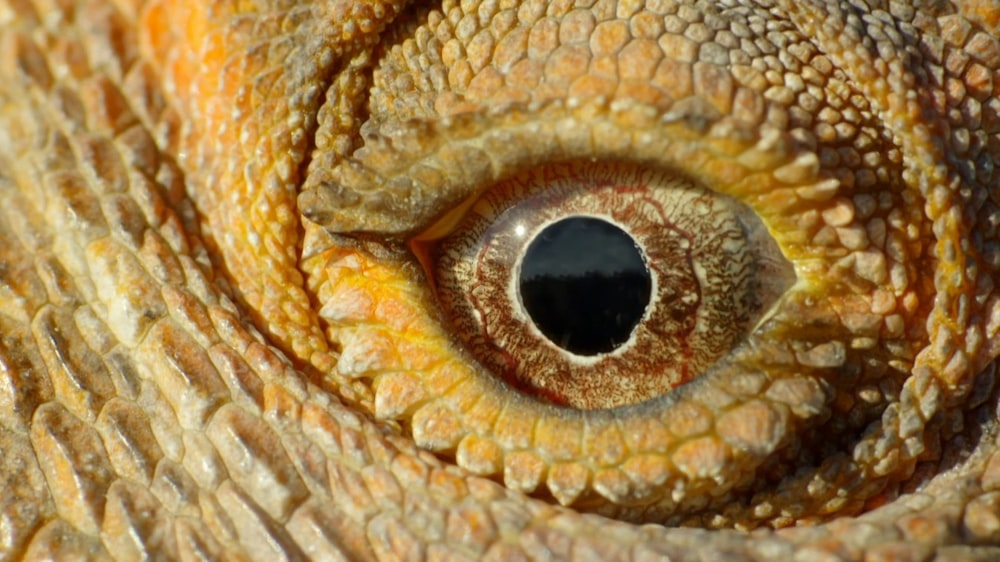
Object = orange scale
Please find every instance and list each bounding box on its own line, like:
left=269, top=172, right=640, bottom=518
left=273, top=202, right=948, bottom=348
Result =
left=620, top=454, right=673, bottom=491
left=372, top=372, right=427, bottom=419
left=368, top=293, right=428, bottom=334
left=335, top=327, right=403, bottom=375
left=546, top=462, right=591, bottom=506
left=456, top=434, right=504, bottom=476
left=318, top=283, right=376, bottom=324
left=714, top=400, right=786, bottom=456
left=490, top=405, right=538, bottom=450
left=415, top=360, right=469, bottom=397
left=670, top=437, right=731, bottom=482
left=592, top=468, right=634, bottom=502
left=620, top=416, right=673, bottom=454
left=426, top=467, right=469, bottom=506
left=441, top=378, right=491, bottom=417
left=410, top=401, right=465, bottom=452
left=660, top=401, right=713, bottom=440
left=532, top=416, right=584, bottom=462
left=503, top=451, right=547, bottom=494
left=390, top=336, right=444, bottom=372
left=583, top=422, right=629, bottom=468
left=458, top=391, right=505, bottom=435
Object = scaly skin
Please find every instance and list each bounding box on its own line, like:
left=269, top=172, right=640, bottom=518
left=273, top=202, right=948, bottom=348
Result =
left=1, top=0, right=999, bottom=560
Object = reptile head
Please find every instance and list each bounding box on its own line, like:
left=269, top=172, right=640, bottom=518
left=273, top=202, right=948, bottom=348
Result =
left=1, top=0, right=998, bottom=559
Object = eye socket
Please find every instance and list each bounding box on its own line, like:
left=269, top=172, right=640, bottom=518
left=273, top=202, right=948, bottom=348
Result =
left=413, top=161, right=796, bottom=410
left=302, top=92, right=943, bottom=523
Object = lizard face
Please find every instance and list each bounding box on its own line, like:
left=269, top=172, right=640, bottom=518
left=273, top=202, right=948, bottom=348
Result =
left=1, top=0, right=999, bottom=558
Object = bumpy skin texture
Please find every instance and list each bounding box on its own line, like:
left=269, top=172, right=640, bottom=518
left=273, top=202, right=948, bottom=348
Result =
left=1, top=0, right=1000, bottom=560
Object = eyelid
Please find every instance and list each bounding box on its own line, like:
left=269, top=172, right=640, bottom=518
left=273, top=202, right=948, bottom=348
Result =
left=298, top=99, right=812, bottom=240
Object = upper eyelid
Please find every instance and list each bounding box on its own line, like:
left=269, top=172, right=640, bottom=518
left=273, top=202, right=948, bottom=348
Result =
left=298, top=99, right=809, bottom=238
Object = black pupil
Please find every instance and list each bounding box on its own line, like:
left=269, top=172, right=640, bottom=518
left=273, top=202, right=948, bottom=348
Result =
left=518, top=216, right=652, bottom=356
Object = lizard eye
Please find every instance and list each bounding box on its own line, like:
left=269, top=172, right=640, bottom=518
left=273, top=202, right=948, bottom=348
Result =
left=412, top=161, right=795, bottom=410
left=297, top=0, right=997, bottom=532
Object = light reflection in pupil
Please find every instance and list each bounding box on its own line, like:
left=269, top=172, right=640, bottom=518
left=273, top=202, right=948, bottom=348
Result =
left=518, top=216, right=651, bottom=356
